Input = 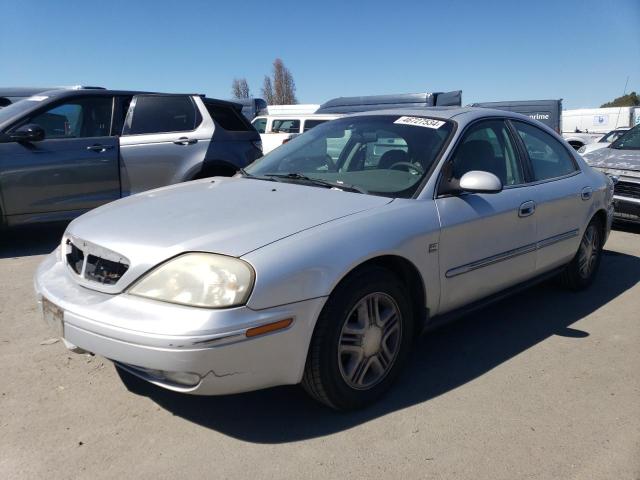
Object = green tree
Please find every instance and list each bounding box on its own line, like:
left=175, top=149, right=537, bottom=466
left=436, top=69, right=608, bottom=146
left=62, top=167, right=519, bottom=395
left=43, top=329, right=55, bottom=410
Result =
left=600, top=92, right=640, bottom=108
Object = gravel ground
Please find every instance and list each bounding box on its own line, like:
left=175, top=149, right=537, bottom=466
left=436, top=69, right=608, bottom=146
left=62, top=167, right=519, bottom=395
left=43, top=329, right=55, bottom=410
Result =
left=1, top=223, right=639, bottom=480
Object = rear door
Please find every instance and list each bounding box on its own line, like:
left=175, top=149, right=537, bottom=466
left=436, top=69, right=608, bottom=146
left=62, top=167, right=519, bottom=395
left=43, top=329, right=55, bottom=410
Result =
left=0, top=95, right=119, bottom=217
left=510, top=120, right=588, bottom=272
left=118, top=95, right=213, bottom=195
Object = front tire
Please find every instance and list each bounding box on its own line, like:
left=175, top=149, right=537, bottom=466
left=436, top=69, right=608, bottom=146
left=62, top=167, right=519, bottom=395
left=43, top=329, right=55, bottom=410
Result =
left=302, top=267, right=414, bottom=410
left=560, top=217, right=603, bottom=290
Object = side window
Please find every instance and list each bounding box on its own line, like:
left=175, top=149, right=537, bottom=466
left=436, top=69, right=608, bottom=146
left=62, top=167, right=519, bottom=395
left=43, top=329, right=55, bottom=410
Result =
left=272, top=119, right=300, bottom=134
left=252, top=118, right=267, bottom=134
left=205, top=103, right=251, bottom=131
left=124, top=96, right=199, bottom=135
left=303, top=119, right=327, bottom=132
left=512, top=121, right=577, bottom=181
left=452, top=120, right=524, bottom=186
left=27, top=97, right=113, bottom=139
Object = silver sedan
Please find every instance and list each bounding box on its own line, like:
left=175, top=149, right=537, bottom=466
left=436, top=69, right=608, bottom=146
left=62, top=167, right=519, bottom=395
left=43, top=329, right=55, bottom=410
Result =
left=34, top=107, right=614, bottom=409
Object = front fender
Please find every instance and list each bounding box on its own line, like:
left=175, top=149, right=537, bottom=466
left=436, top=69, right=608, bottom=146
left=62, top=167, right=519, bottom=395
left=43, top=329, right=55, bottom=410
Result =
left=242, top=199, right=442, bottom=314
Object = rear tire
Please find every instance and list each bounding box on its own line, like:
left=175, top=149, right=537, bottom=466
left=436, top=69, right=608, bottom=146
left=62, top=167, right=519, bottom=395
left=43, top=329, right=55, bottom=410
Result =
left=560, top=217, right=603, bottom=290
left=302, top=266, right=414, bottom=410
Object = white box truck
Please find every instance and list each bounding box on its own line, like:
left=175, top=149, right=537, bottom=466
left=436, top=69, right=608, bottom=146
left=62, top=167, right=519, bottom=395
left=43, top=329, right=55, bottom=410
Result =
left=562, top=106, right=640, bottom=150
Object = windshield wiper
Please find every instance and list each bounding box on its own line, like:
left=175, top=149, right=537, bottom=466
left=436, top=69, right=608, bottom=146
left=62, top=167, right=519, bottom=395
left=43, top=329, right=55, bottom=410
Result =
left=265, top=173, right=368, bottom=194
left=237, top=168, right=278, bottom=182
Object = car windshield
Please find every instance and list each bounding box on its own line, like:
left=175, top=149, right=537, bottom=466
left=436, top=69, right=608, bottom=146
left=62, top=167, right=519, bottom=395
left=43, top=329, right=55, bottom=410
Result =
left=246, top=115, right=454, bottom=198
left=610, top=124, right=640, bottom=150
left=599, top=130, right=626, bottom=143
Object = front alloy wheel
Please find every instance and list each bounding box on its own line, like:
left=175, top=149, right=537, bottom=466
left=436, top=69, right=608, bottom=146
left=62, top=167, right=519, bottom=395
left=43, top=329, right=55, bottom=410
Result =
left=338, top=293, right=402, bottom=390
left=302, top=266, right=414, bottom=410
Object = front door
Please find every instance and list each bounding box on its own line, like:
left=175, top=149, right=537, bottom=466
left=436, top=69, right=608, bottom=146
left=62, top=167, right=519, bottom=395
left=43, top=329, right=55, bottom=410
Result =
left=435, top=119, right=537, bottom=313
left=118, top=95, right=213, bottom=195
left=0, top=95, right=119, bottom=219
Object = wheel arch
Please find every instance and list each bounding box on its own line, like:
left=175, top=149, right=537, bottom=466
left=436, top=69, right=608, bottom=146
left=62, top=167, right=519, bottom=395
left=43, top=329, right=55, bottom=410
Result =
left=591, top=208, right=608, bottom=241
left=330, top=254, right=428, bottom=338
left=190, top=159, right=238, bottom=180
left=567, top=140, right=585, bottom=150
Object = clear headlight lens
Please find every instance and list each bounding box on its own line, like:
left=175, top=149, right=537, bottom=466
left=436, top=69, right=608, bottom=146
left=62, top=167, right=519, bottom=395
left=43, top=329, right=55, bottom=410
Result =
left=128, top=253, right=254, bottom=308
left=578, top=146, right=586, bottom=153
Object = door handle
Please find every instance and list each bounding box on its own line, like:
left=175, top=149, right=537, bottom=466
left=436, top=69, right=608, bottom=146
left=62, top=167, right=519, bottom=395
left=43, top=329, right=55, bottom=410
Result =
left=518, top=200, right=536, bottom=217
left=86, top=144, right=114, bottom=152
left=581, top=187, right=593, bottom=201
left=173, top=137, right=198, bottom=146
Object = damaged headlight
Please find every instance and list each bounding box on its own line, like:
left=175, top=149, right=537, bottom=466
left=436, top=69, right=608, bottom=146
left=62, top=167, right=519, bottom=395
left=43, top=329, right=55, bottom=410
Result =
left=128, top=253, right=255, bottom=308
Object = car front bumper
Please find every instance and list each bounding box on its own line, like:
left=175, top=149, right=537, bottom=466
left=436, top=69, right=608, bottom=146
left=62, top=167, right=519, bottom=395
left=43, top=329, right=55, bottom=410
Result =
left=613, top=195, right=640, bottom=223
left=34, top=250, right=326, bottom=395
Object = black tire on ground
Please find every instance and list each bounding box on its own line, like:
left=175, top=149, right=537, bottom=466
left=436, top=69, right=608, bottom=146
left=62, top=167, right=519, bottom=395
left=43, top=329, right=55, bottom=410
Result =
left=302, top=266, right=414, bottom=410
left=560, top=217, right=604, bottom=290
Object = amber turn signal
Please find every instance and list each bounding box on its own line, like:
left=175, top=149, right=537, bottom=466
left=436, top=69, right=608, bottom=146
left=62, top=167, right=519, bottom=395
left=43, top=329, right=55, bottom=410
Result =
left=245, top=318, right=293, bottom=338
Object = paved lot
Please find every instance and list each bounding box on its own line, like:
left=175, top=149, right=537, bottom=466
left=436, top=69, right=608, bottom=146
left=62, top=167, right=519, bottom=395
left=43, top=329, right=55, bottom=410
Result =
left=1, top=224, right=639, bottom=480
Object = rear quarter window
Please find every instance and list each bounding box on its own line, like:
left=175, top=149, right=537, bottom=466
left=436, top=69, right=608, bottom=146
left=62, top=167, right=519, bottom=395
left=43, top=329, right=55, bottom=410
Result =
left=205, top=103, right=253, bottom=131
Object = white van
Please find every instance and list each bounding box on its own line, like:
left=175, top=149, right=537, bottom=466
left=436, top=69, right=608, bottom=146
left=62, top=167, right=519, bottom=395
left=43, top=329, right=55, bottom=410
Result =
left=251, top=114, right=340, bottom=154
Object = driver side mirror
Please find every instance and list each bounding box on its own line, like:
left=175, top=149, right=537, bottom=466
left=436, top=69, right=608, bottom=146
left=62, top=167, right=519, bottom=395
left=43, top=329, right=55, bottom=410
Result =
left=10, top=124, right=45, bottom=143
left=458, top=170, right=503, bottom=194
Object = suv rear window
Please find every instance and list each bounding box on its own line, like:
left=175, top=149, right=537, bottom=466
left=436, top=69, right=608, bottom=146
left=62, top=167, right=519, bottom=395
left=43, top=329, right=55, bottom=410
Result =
left=205, top=103, right=252, bottom=131
left=124, top=95, right=200, bottom=135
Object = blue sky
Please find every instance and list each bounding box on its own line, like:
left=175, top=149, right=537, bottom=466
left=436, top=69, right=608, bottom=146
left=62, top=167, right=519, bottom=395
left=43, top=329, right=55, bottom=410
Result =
left=1, top=0, right=639, bottom=109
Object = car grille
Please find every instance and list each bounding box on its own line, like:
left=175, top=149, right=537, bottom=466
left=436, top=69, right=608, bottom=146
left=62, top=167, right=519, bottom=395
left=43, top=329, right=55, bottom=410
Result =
left=614, top=181, right=640, bottom=200
left=65, top=240, right=129, bottom=285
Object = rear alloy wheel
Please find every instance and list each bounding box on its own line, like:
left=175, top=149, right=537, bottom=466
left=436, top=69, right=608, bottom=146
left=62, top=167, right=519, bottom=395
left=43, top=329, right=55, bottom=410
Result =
left=560, top=218, right=603, bottom=290
left=302, top=267, right=414, bottom=410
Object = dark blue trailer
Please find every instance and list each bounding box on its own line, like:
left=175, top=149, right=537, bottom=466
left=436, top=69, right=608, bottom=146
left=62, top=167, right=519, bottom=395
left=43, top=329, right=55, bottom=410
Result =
left=471, top=99, right=563, bottom=133
left=316, top=90, right=462, bottom=114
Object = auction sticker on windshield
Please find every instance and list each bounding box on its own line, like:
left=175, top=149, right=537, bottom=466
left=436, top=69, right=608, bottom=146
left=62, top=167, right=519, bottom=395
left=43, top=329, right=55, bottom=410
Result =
left=394, top=116, right=445, bottom=129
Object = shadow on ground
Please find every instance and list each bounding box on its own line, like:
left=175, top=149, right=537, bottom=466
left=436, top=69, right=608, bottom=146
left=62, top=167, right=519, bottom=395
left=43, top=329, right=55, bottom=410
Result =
left=0, top=223, right=67, bottom=259
left=118, top=247, right=640, bottom=443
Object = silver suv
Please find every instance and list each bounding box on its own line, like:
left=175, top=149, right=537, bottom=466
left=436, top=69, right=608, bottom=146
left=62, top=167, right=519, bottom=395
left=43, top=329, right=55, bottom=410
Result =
left=0, top=89, right=261, bottom=227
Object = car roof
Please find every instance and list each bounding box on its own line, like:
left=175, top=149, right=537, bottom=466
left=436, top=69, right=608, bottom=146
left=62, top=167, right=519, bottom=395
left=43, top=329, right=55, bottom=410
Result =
left=22, top=88, right=235, bottom=104
left=0, top=89, right=242, bottom=130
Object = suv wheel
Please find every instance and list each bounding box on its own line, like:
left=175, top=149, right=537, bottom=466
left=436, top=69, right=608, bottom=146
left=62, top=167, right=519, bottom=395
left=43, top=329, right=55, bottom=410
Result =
left=302, top=267, right=414, bottom=410
left=560, top=217, right=603, bottom=290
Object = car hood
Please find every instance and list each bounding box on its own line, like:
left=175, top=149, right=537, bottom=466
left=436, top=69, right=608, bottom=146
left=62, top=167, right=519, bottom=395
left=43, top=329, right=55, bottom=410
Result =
left=65, top=177, right=393, bottom=293
left=583, top=147, right=640, bottom=173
